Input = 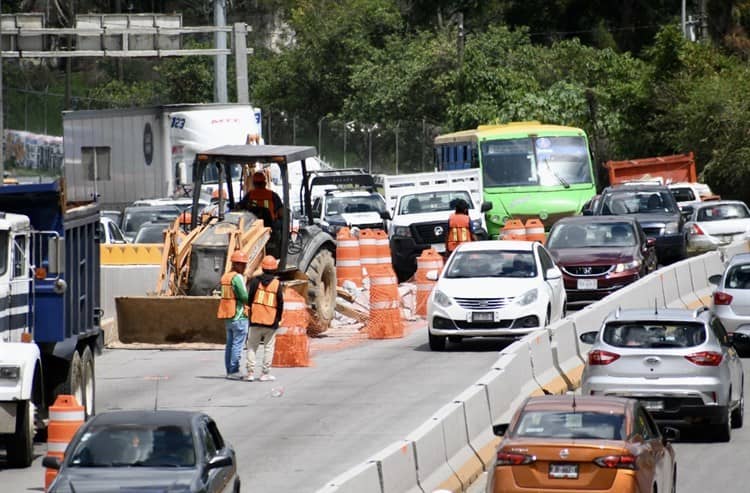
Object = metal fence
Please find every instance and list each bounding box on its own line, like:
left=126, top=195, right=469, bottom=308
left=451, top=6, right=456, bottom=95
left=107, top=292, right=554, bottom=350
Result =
left=261, top=111, right=444, bottom=174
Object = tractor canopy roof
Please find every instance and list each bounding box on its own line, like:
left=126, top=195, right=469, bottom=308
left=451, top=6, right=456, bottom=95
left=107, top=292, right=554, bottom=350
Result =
left=196, top=145, right=317, bottom=166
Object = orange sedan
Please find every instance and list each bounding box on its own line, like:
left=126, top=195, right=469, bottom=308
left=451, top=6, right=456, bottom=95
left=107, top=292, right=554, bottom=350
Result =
left=488, top=395, right=678, bottom=493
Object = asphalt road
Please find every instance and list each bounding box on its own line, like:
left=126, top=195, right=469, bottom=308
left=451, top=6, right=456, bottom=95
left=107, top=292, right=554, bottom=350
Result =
left=1, top=324, right=508, bottom=492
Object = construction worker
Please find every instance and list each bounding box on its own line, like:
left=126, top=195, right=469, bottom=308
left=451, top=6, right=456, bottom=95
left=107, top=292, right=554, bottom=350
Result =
left=445, top=199, right=475, bottom=254
left=216, top=250, right=250, bottom=380
left=239, top=171, right=284, bottom=226
left=244, top=255, right=284, bottom=382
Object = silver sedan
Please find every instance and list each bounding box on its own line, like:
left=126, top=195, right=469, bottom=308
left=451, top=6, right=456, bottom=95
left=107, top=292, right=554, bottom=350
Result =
left=684, top=200, right=750, bottom=254
left=710, top=253, right=750, bottom=339
left=580, top=307, right=747, bottom=441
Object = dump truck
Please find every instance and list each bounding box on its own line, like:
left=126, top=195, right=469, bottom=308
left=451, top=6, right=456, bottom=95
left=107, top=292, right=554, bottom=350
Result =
left=116, top=145, right=338, bottom=344
left=604, top=152, right=698, bottom=186
left=0, top=181, right=101, bottom=467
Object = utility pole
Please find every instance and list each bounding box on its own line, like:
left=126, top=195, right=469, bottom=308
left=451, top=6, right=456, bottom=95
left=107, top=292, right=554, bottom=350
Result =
left=214, top=0, right=228, bottom=103
left=681, top=0, right=687, bottom=38
left=456, top=12, right=465, bottom=67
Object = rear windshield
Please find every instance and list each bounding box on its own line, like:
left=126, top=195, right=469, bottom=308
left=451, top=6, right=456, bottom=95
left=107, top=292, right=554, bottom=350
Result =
left=122, top=208, right=180, bottom=234
left=445, top=250, right=536, bottom=278
left=601, top=190, right=678, bottom=215
left=725, top=263, right=750, bottom=290
left=398, top=191, right=473, bottom=215
left=602, top=321, right=706, bottom=348
left=670, top=187, right=695, bottom=202
left=697, top=203, right=750, bottom=222
left=515, top=411, right=624, bottom=440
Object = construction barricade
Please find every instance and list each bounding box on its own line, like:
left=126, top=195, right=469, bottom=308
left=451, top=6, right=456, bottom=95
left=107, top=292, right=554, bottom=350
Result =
left=272, top=288, right=312, bottom=367
left=336, top=227, right=363, bottom=287
left=374, top=230, right=391, bottom=265
left=501, top=219, right=526, bottom=240
left=359, top=229, right=378, bottom=279
left=415, top=249, right=444, bottom=317
left=524, top=218, right=545, bottom=244
left=368, top=264, right=404, bottom=339
left=45, top=395, right=85, bottom=490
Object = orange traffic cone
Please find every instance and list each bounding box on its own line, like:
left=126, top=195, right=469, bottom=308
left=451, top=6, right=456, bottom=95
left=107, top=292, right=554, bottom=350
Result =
left=415, top=249, right=444, bottom=317
left=45, top=395, right=85, bottom=491
left=272, top=288, right=312, bottom=367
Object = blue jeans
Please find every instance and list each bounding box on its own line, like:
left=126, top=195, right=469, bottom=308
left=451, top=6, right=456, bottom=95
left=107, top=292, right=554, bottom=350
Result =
left=225, top=318, right=249, bottom=374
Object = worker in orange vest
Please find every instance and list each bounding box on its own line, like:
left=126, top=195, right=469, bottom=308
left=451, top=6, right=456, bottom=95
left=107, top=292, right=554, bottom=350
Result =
left=216, top=250, right=250, bottom=380
left=244, top=255, right=284, bottom=382
left=239, top=171, right=284, bottom=225
left=445, top=199, right=475, bottom=254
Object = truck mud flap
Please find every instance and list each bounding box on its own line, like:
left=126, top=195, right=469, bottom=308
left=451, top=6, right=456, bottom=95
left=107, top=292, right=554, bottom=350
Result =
left=116, top=296, right=225, bottom=345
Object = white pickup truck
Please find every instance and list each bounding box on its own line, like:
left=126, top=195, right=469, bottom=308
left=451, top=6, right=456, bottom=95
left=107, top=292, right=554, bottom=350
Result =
left=379, top=169, right=491, bottom=281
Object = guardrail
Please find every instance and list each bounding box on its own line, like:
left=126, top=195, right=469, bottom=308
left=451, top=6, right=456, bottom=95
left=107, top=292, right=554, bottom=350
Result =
left=316, top=242, right=749, bottom=493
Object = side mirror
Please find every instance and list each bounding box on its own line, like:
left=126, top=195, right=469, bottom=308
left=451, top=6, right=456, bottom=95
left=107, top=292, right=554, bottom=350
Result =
left=582, top=209, right=593, bottom=216
left=728, top=332, right=750, bottom=347
left=646, top=237, right=656, bottom=247
left=481, top=201, right=493, bottom=213
left=206, top=454, right=233, bottom=471
left=579, top=331, right=598, bottom=344
left=426, top=269, right=439, bottom=281
left=681, top=205, right=694, bottom=216
left=708, top=274, right=722, bottom=285
left=662, top=426, right=680, bottom=444
left=380, top=211, right=392, bottom=220
left=492, top=423, right=509, bottom=437
left=545, top=267, right=561, bottom=280
left=42, top=456, right=61, bottom=470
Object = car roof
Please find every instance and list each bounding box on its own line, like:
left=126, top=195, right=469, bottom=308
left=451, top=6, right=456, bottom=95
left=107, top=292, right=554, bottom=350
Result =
left=326, top=190, right=379, bottom=198
left=695, top=200, right=745, bottom=208
left=604, top=307, right=708, bottom=323
left=604, top=184, right=670, bottom=193
left=523, top=395, right=630, bottom=413
left=456, top=240, right=535, bottom=252
left=87, top=410, right=202, bottom=427
left=552, top=215, right=637, bottom=226
left=124, top=205, right=181, bottom=212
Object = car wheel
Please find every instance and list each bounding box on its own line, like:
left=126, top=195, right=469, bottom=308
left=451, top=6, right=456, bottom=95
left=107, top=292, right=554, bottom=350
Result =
left=715, top=406, right=732, bottom=442
left=732, top=385, right=744, bottom=429
left=5, top=400, right=34, bottom=467
left=544, top=306, right=551, bottom=328
left=429, top=332, right=446, bottom=351
left=233, top=478, right=241, bottom=493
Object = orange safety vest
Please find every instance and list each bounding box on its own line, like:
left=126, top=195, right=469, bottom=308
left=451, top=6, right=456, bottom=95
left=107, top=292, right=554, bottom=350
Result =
left=250, top=278, right=281, bottom=326
left=446, top=213, right=472, bottom=252
left=217, top=272, right=241, bottom=319
left=248, top=188, right=277, bottom=220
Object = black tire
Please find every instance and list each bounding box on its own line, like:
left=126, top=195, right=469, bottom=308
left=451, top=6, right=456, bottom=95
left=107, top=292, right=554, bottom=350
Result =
left=81, top=346, right=96, bottom=420
left=429, top=332, right=446, bottom=351
left=672, top=467, right=677, bottom=493
left=714, top=406, right=732, bottom=442
left=6, top=400, right=34, bottom=468
left=67, top=350, right=84, bottom=409
left=306, top=249, right=337, bottom=328
left=732, top=387, right=744, bottom=429
left=233, top=478, right=241, bottom=493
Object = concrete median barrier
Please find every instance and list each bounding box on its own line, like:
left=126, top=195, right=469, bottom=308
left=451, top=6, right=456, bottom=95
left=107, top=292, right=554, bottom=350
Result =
left=569, top=303, right=613, bottom=358
left=434, top=402, right=484, bottom=490
left=526, top=329, right=568, bottom=395
left=370, top=441, right=422, bottom=493
left=659, top=266, right=684, bottom=308
left=407, top=418, right=460, bottom=493
left=549, top=319, right=585, bottom=389
left=454, top=385, right=498, bottom=469
left=720, top=240, right=750, bottom=262
left=486, top=352, right=540, bottom=424
left=317, top=461, right=382, bottom=493
left=675, top=260, right=702, bottom=308
left=689, top=255, right=712, bottom=306
left=608, top=274, right=664, bottom=310
left=704, top=251, right=725, bottom=277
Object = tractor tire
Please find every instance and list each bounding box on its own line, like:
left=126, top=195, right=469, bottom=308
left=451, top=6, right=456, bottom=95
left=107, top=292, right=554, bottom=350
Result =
left=306, top=249, right=337, bottom=330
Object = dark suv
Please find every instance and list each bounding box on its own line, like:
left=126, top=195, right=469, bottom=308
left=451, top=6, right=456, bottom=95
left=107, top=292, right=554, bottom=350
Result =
left=546, top=216, right=657, bottom=307
left=586, top=185, right=687, bottom=264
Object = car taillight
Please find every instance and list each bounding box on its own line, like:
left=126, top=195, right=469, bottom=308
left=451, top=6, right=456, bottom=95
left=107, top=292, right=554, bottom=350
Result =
left=588, top=350, right=620, bottom=365
left=496, top=451, right=536, bottom=465
left=594, top=454, right=638, bottom=470
left=685, top=351, right=723, bottom=366
left=690, top=224, right=705, bottom=235
left=714, top=291, right=733, bottom=305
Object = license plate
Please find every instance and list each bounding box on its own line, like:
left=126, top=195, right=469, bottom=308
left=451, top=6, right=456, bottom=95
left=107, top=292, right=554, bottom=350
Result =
left=577, top=279, right=597, bottom=290
left=472, top=312, right=494, bottom=322
left=432, top=243, right=446, bottom=253
left=549, top=463, right=578, bottom=479
left=643, top=400, right=664, bottom=411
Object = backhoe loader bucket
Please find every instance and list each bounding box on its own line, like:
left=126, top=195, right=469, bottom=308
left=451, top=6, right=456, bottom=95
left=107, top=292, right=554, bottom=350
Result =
left=116, top=296, right=225, bottom=344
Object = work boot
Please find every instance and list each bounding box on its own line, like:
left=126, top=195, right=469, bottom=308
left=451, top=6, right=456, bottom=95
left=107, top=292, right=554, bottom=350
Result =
left=259, top=374, right=276, bottom=382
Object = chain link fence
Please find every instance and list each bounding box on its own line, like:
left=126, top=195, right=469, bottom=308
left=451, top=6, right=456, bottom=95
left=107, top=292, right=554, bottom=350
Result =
left=261, top=111, right=444, bottom=174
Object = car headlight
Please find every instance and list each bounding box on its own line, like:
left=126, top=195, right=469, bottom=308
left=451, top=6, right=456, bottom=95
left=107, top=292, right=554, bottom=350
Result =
left=665, top=222, right=679, bottom=234
left=0, top=365, right=21, bottom=380
left=614, top=260, right=641, bottom=273
left=516, top=288, right=538, bottom=306
left=470, top=219, right=483, bottom=233
left=392, top=226, right=412, bottom=238
left=433, top=289, right=452, bottom=307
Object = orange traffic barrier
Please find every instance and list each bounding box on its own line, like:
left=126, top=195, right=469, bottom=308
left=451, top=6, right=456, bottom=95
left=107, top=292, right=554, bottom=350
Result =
left=359, top=229, right=378, bottom=276
left=45, top=395, right=85, bottom=491
left=367, top=264, right=403, bottom=339
left=336, top=227, right=363, bottom=287
left=272, top=288, right=311, bottom=367
left=524, top=218, right=545, bottom=244
left=374, top=230, right=391, bottom=265
left=502, top=219, right=526, bottom=240
left=415, top=249, right=444, bottom=317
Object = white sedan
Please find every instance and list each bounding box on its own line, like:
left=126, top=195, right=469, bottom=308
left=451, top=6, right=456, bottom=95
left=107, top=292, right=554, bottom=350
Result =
left=426, top=240, right=566, bottom=350
left=685, top=200, right=750, bottom=254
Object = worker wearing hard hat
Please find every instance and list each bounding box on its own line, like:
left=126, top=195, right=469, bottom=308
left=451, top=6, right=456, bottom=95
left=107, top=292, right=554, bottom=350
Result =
left=216, top=250, right=250, bottom=380
left=244, top=254, right=284, bottom=382
left=239, top=171, right=285, bottom=257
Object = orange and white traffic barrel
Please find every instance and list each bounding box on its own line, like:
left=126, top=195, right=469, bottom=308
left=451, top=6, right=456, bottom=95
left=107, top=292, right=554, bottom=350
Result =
left=374, top=230, right=391, bottom=265
left=415, top=249, right=444, bottom=317
left=367, top=264, right=403, bottom=339
left=336, top=227, right=363, bottom=287
left=524, top=218, right=546, bottom=244
left=502, top=219, right=526, bottom=240
left=272, top=288, right=312, bottom=367
left=359, top=229, right=378, bottom=278
left=45, top=395, right=85, bottom=490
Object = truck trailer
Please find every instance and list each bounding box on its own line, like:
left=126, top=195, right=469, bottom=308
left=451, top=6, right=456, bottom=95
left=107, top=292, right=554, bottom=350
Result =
left=63, top=103, right=262, bottom=209
left=0, top=181, right=101, bottom=467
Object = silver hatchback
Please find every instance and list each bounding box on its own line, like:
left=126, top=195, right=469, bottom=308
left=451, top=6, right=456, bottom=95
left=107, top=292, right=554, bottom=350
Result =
left=709, top=253, right=750, bottom=342
left=580, top=307, right=748, bottom=441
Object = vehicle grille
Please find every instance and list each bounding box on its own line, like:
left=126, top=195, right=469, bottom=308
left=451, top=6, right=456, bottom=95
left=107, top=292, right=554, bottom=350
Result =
left=412, top=221, right=449, bottom=244
left=453, top=319, right=513, bottom=329
left=454, top=297, right=513, bottom=309
left=642, top=226, right=664, bottom=237
left=562, top=265, right=614, bottom=277
left=355, top=222, right=385, bottom=230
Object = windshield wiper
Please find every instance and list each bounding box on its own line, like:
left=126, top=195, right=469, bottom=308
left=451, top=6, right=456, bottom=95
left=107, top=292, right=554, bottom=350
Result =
left=543, top=158, right=570, bottom=189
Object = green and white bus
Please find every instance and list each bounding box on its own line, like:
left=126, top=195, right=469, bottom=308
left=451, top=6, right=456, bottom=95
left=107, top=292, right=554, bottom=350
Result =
left=434, top=122, right=597, bottom=237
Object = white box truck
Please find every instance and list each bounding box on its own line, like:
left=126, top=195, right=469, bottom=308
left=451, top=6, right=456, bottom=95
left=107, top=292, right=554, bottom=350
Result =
left=63, top=103, right=263, bottom=209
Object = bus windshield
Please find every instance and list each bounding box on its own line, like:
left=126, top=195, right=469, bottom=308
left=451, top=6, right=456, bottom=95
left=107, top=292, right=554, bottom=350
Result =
left=480, top=136, right=591, bottom=188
